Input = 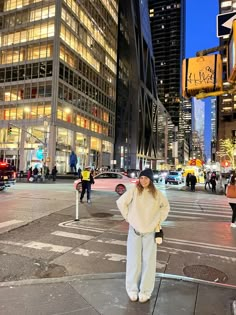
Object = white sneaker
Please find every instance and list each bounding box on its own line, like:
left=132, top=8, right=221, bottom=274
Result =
left=138, top=293, right=150, bottom=303
left=87, top=200, right=91, bottom=203
left=127, top=291, right=138, bottom=302
left=231, top=223, right=236, bottom=228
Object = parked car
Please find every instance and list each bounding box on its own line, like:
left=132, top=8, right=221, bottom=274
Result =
left=165, top=171, right=183, bottom=185
left=74, top=171, right=138, bottom=195
left=152, top=170, right=160, bottom=183
left=0, top=162, right=16, bottom=191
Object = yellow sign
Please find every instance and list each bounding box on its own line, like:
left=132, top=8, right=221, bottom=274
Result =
left=182, top=54, right=223, bottom=98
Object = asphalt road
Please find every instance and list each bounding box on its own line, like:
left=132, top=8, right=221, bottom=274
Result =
left=0, top=181, right=235, bottom=286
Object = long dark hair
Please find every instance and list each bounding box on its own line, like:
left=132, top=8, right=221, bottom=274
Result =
left=230, top=175, right=236, bottom=185
left=136, top=180, right=157, bottom=198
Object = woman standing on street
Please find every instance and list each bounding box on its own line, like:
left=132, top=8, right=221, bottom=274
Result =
left=116, top=169, right=170, bottom=303
left=226, top=175, right=236, bottom=228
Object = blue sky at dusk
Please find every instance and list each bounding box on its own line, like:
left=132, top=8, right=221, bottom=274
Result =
left=186, top=1, right=219, bottom=160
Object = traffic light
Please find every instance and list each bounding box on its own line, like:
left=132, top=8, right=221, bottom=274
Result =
left=7, top=126, right=12, bottom=135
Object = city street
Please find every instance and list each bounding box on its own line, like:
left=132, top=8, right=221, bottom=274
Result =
left=0, top=181, right=236, bottom=286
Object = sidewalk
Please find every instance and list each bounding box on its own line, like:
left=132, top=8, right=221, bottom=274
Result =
left=0, top=273, right=235, bottom=315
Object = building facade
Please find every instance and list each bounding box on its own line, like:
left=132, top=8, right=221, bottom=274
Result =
left=218, top=0, right=236, bottom=147
left=114, top=0, right=169, bottom=170
left=0, top=0, right=118, bottom=173
left=148, top=0, right=190, bottom=165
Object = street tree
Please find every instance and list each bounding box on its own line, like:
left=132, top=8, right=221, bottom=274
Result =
left=219, top=138, right=236, bottom=170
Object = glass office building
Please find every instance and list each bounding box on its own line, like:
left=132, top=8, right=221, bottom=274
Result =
left=0, top=0, right=118, bottom=173
left=115, top=0, right=169, bottom=170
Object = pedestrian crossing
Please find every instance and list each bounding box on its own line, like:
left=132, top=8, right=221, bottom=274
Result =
left=0, top=197, right=234, bottom=269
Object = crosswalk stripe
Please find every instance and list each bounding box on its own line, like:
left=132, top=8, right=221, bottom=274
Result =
left=0, top=220, right=23, bottom=229
left=166, top=237, right=236, bottom=251
left=51, top=231, right=94, bottom=240
left=0, top=240, right=72, bottom=253
left=170, top=210, right=231, bottom=218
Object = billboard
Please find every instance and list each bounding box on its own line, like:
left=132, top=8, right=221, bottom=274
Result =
left=182, top=54, right=223, bottom=98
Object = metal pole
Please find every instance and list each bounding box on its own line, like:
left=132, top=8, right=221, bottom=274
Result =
left=75, top=190, right=80, bottom=221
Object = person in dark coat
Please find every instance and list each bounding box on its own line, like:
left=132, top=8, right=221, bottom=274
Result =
left=51, top=165, right=58, bottom=181
left=190, top=173, right=197, bottom=192
left=210, top=173, right=217, bottom=193
left=186, top=173, right=191, bottom=187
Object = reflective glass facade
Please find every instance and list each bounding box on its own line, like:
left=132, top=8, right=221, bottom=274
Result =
left=0, top=0, right=118, bottom=172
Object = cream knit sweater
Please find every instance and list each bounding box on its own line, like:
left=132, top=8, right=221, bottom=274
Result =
left=116, top=186, right=170, bottom=234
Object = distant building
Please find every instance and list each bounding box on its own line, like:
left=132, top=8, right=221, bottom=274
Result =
left=192, top=98, right=205, bottom=160
left=148, top=0, right=190, bottom=165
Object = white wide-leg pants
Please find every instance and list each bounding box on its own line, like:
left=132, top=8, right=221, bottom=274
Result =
left=126, top=225, right=157, bottom=296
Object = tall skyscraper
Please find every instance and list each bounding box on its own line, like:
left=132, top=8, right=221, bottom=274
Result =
left=148, top=0, right=190, bottom=165
left=148, top=0, right=185, bottom=127
left=114, top=0, right=168, bottom=170
left=0, top=0, right=118, bottom=172
left=218, top=0, right=236, bottom=145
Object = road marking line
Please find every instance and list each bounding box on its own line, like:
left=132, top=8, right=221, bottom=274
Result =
left=0, top=240, right=72, bottom=253
left=58, top=220, right=105, bottom=233
left=170, top=210, right=231, bottom=218
left=24, top=241, right=72, bottom=253
left=0, top=220, right=23, bottom=229
left=158, top=246, right=236, bottom=261
left=97, top=239, right=127, bottom=246
left=166, top=237, right=236, bottom=251
left=72, top=248, right=126, bottom=262
left=51, top=231, right=94, bottom=241
left=164, top=240, right=236, bottom=253
left=167, top=214, right=200, bottom=219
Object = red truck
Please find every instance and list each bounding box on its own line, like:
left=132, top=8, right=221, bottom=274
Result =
left=0, top=162, right=16, bottom=191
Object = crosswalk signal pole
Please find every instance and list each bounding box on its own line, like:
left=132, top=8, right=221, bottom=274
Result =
left=75, top=189, right=80, bottom=221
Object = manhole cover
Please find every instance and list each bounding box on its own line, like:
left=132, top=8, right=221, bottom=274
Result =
left=183, top=265, right=228, bottom=283
left=91, top=212, right=114, bottom=218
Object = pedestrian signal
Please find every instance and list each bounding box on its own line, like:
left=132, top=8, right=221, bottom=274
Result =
left=7, top=126, right=12, bottom=135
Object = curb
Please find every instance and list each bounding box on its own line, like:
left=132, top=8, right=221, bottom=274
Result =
left=1, top=272, right=236, bottom=290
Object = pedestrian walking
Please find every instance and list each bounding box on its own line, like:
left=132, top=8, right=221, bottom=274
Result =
left=27, top=167, right=32, bottom=182
left=51, top=165, right=58, bottom=181
left=77, top=167, right=81, bottom=178
left=204, top=171, right=211, bottom=190
left=210, top=173, right=217, bottom=193
left=186, top=173, right=191, bottom=187
left=190, top=172, right=197, bottom=192
left=80, top=166, right=94, bottom=203
left=116, top=169, right=170, bottom=303
left=226, top=175, right=236, bottom=228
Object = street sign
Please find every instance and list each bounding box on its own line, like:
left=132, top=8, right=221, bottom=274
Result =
left=217, top=11, right=236, bottom=37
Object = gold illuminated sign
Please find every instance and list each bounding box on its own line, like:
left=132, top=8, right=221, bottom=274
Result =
left=182, top=54, right=223, bottom=98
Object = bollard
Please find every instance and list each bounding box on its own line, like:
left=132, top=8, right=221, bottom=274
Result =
left=75, top=190, right=80, bottom=221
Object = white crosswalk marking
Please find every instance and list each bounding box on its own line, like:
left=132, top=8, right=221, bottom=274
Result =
left=0, top=240, right=72, bottom=253
left=51, top=231, right=94, bottom=241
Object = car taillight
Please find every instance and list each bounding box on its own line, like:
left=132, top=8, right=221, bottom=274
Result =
left=130, top=179, right=138, bottom=183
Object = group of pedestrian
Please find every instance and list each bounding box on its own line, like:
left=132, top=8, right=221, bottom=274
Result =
left=27, top=165, right=58, bottom=182
left=186, top=172, right=197, bottom=191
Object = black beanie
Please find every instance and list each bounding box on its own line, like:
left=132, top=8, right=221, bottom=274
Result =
left=139, top=169, right=154, bottom=182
